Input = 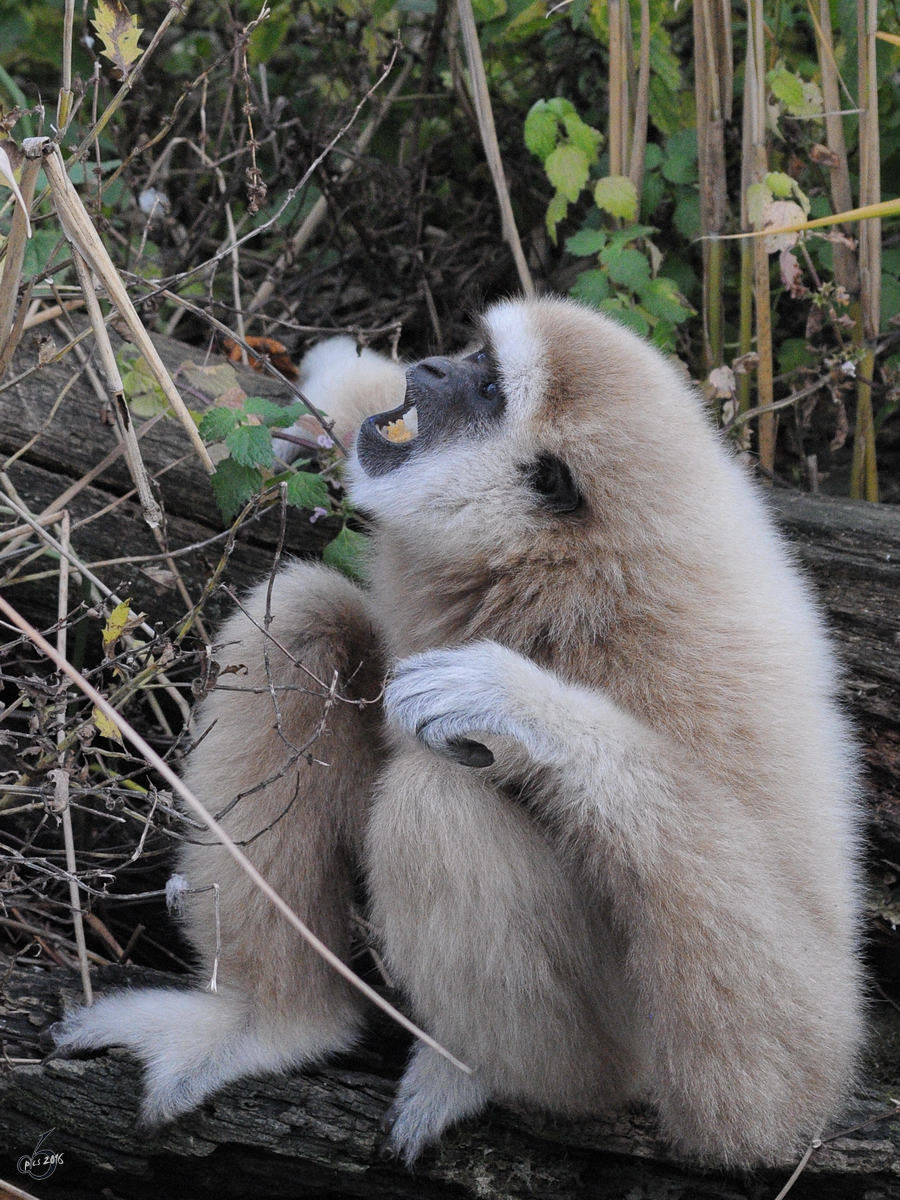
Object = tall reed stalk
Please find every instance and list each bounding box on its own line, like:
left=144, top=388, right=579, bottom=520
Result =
left=743, top=0, right=774, bottom=476
left=851, top=0, right=880, bottom=501
left=693, top=0, right=732, bottom=376
left=607, top=0, right=650, bottom=209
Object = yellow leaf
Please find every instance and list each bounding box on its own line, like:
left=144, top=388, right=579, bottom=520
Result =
left=93, top=706, right=122, bottom=740
left=91, top=0, right=144, bottom=78
left=102, top=598, right=145, bottom=653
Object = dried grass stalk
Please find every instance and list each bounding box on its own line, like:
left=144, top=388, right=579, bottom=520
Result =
left=0, top=157, right=40, bottom=363
left=32, top=138, right=216, bottom=474
left=456, top=0, right=534, bottom=296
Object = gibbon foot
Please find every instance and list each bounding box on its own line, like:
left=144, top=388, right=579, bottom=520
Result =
left=382, top=1045, right=489, bottom=1165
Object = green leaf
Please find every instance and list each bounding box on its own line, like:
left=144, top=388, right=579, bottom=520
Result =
left=746, top=182, right=773, bottom=228
left=570, top=268, right=611, bottom=307
left=651, top=318, right=676, bottom=351
left=562, top=113, right=602, bottom=163
left=673, top=191, right=701, bottom=239
left=598, top=299, right=650, bottom=338
left=593, top=175, right=638, bottom=221
left=767, top=64, right=805, bottom=110
left=121, top=354, right=169, bottom=418
left=546, top=97, right=576, bottom=118
left=472, top=0, right=506, bottom=19
left=286, top=471, right=330, bottom=510
left=640, top=277, right=694, bottom=323
left=546, top=190, right=569, bottom=243
left=211, top=459, right=263, bottom=521
left=766, top=172, right=795, bottom=199
left=643, top=143, right=664, bottom=172
left=600, top=245, right=651, bottom=291
left=323, top=526, right=368, bottom=581
left=22, top=228, right=61, bottom=278
left=225, top=424, right=274, bottom=469
left=565, top=229, right=607, bottom=256
left=660, top=129, right=698, bottom=184
left=199, top=407, right=240, bottom=442
left=244, top=396, right=305, bottom=427
left=778, top=338, right=814, bottom=373
left=545, top=144, right=590, bottom=202
left=524, top=102, right=559, bottom=160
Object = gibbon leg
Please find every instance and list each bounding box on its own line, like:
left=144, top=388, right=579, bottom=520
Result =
left=56, top=562, right=386, bottom=1123
left=367, top=743, right=646, bottom=1163
left=384, top=640, right=862, bottom=1167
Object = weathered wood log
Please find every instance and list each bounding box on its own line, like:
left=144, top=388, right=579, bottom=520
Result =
left=0, top=325, right=335, bottom=634
left=0, top=955, right=899, bottom=1200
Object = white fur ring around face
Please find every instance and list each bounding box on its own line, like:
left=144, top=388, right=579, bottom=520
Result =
left=384, top=641, right=553, bottom=767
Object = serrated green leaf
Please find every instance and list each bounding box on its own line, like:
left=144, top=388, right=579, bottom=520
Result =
left=767, top=64, right=805, bottom=110
left=244, top=396, right=304, bottom=428
left=546, top=190, right=569, bottom=243
left=598, top=299, right=650, bottom=338
left=524, top=102, right=559, bottom=160
left=660, top=129, right=698, bottom=184
left=593, top=175, right=638, bottom=220
left=570, top=268, right=611, bottom=307
left=545, top=144, right=589, bottom=202
left=643, top=143, right=664, bottom=172
left=562, top=113, right=602, bottom=162
left=600, top=245, right=651, bottom=291
left=211, top=459, right=263, bottom=521
left=640, top=277, right=694, bottom=323
left=121, top=354, right=169, bottom=418
left=651, top=318, right=676, bottom=351
left=565, top=229, right=607, bottom=256
left=546, top=97, right=576, bottom=118
left=322, top=526, right=368, bottom=581
left=673, top=191, right=701, bottom=239
left=199, top=406, right=240, bottom=442
left=286, top=471, right=330, bottom=510
left=766, top=172, right=795, bottom=199
left=225, top=423, right=274, bottom=469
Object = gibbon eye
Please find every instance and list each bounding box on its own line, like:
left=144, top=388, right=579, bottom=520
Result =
left=525, top=454, right=583, bottom=514
left=478, top=378, right=500, bottom=402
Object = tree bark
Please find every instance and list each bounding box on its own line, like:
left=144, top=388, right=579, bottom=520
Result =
left=0, top=957, right=899, bottom=1200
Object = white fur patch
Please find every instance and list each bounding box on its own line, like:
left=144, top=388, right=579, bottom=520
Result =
left=485, top=302, right=548, bottom=422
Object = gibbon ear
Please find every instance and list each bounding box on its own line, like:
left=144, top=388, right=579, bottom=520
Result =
left=524, top=454, right=583, bottom=514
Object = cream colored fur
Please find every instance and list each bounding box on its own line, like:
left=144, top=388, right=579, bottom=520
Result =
left=56, top=298, right=862, bottom=1169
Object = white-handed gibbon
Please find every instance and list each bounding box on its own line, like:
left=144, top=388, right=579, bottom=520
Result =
left=56, top=297, right=863, bottom=1168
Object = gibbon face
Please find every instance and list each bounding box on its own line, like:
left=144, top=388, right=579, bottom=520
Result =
left=349, top=300, right=726, bottom=566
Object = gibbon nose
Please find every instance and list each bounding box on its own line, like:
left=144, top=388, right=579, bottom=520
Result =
left=417, top=357, right=453, bottom=380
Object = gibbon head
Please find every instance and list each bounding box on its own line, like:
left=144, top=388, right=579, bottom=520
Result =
left=348, top=297, right=729, bottom=566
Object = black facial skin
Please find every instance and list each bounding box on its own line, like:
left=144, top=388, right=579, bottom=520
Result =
left=356, top=349, right=505, bottom=478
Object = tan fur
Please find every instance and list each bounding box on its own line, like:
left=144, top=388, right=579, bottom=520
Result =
left=56, top=298, right=862, bottom=1167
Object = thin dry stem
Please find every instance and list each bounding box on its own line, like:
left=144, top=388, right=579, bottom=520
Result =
left=35, top=139, right=216, bottom=473
left=55, top=510, right=93, bottom=1005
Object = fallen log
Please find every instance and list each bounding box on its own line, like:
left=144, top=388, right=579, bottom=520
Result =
left=0, top=956, right=899, bottom=1200
left=1, top=331, right=900, bottom=1199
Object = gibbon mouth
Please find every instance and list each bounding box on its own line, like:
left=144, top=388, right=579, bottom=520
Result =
left=372, top=398, right=420, bottom=445
left=357, top=388, right=424, bottom=477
